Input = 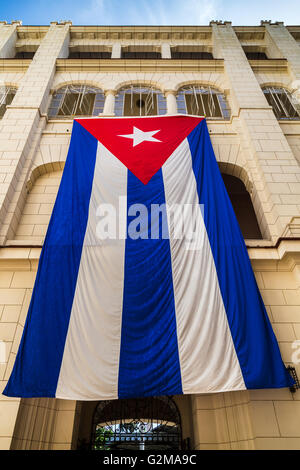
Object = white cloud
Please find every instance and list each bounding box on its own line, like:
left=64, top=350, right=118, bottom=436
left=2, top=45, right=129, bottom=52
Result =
left=169, top=0, right=220, bottom=25
left=139, top=0, right=221, bottom=25
left=71, top=0, right=107, bottom=24
left=70, top=0, right=221, bottom=26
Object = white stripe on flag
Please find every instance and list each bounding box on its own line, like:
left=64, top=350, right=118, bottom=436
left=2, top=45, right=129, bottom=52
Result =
left=162, top=138, right=246, bottom=394
left=56, top=142, right=127, bottom=400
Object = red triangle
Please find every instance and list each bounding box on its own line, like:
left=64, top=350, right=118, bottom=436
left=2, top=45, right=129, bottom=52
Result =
left=76, top=115, right=203, bottom=184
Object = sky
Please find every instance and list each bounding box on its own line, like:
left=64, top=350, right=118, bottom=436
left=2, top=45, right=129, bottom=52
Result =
left=1, top=0, right=300, bottom=26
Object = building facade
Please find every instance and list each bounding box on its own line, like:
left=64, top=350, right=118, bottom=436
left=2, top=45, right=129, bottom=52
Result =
left=0, top=19, right=300, bottom=450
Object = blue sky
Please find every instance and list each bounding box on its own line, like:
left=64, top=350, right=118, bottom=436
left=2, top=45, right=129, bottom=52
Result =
left=1, top=0, right=300, bottom=26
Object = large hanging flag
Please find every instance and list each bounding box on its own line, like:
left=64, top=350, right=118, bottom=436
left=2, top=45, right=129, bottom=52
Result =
left=3, top=115, right=293, bottom=399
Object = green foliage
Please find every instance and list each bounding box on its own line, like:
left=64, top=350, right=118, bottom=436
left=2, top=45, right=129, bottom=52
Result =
left=93, top=426, right=113, bottom=450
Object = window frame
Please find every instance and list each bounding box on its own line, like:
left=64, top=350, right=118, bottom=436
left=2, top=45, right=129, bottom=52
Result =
left=47, top=85, right=105, bottom=118
left=115, top=86, right=167, bottom=116
left=263, top=86, right=300, bottom=120
left=0, top=86, right=17, bottom=119
left=176, top=85, right=230, bottom=120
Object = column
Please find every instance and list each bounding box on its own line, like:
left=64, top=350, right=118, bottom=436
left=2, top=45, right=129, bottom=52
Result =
left=262, top=21, right=300, bottom=83
left=102, top=90, right=116, bottom=115
left=165, top=90, right=178, bottom=114
left=191, top=392, right=255, bottom=449
left=211, top=21, right=300, bottom=242
left=111, top=42, right=121, bottom=58
left=161, top=42, right=171, bottom=59
left=0, top=21, right=71, bottom=244
left=0, top=21, right=20, bottom=58
left=9, top=398, right=78, bottom=449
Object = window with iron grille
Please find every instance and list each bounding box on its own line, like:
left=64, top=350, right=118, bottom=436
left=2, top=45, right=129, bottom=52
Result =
left=48, top=85, right=105, bottom=118
left=176, top=86, right=230, bottom=119
left=263, top=87, right=300, bottom=120
left=115, top=85, right=167, bottom=116
left=0, top=86, right=17, bottom=119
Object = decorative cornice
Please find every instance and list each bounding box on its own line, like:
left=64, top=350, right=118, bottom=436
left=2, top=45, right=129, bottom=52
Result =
left=0, top=57, right=286, bottom=74
left=248, top=58, right=288, bottom=72
left=69, top=26, right=212, bottom=41
left=55, top=58, right=224, bottom=73
left=6, top=23, right=300, bottom=42
left=281, top=218, right=300, bottom=238
left=2, top=240, right=300, bottom=269
left=0, top=58, right=31, bottom=72
left=16, top=26, right=49, bottom=40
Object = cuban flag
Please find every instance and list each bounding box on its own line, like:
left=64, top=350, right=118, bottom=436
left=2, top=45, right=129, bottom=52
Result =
left=3, top=115, right=293, bottom=400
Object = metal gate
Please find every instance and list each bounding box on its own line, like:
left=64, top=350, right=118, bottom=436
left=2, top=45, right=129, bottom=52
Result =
left=91, top=396, right=182, bottom=450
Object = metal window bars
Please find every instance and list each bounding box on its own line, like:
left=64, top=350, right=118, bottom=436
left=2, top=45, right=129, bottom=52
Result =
left=145, top=88, right=154, bottom=116
left=115, top=85, right=167, bottom=116
left=48, top=85, right=105, bottom=118
left=263, top=87, right=300, bottom=120
left=0, top=86, right=17, bottom=119
left=177, top=86, right=230, bottom=119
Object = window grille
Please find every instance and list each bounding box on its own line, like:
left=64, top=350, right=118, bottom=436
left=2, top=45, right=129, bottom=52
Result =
left=48, top=85, right=105, bottom=118
left=0, top=86, right=17, bottom=119
left=263, top=87, right=300, bottom=120
left=115, top=85, right=167, bottom=116
left=177, top=86, right=230, bottom=119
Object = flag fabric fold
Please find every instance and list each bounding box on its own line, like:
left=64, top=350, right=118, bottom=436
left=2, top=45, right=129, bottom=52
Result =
left=3, top=115, right=293, bottom=400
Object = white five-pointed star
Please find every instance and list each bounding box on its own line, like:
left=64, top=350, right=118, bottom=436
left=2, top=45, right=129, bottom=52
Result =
left=118, top=126, right=161, bottom=147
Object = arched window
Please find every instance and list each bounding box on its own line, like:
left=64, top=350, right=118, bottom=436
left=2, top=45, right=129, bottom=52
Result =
left=114, top=85, right=167, bottom=116
left=90, top=396, right=182, bottom=451
left=48, top=85, right=105, bottom=118
left=222, top=174, right=262, bottom=239
left=176, top=85, right=230, bottom=119
left=263, top=86, right=300, bottom=120
left=0, top=86, right=17, bottom=119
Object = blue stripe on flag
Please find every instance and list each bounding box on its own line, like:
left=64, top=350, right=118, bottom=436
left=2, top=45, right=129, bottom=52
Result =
left=187, top=120, right=293, bottom=389
left=118, top=169, right=183, bottom=398
left=3, top=121, right=98, bottom=397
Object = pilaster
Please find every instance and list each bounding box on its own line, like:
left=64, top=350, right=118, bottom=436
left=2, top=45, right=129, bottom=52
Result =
left=161, top=43, right=171, bottom=59
left=211, top=21, right=300, bottom=242
left=10, top=398, right=77, bottom=449
left=0, top=21, right=21, bottom=58
left=102, top=90, right=116, bottom=115
left=165, top=90, right=178, bottom=114
left=111, top=42, right=121, bottom=59
left=0, top=22, right=71, bottom=245
left=262, top=21, right=300, bottom=82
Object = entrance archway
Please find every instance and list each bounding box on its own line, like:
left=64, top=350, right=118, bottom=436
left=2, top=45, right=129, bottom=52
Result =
left=89, top=396, right=182, bottom=450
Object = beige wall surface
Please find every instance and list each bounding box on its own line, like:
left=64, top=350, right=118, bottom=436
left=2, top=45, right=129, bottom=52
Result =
left=0, top=21, right=300, bottom=450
